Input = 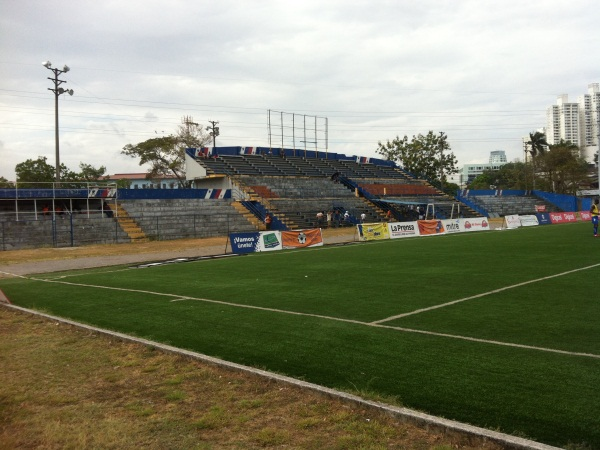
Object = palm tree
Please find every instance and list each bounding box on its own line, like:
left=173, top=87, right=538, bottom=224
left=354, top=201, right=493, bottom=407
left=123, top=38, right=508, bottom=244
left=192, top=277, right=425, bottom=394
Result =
left=525, top=131, right=548, bottom=190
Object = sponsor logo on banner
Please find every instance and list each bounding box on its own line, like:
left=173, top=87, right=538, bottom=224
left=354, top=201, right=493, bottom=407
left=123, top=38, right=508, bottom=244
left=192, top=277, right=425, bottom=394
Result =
left=549, top=212, right=577, bottom=224
left=417, top=220, right=445, bottom=235
left=462, top=218, right=489, bottom=231
left=358, top=223, right=390, bottom=241
left=230, top=232, right=261, bottom=254
left=535, top=205, right=546, bottom=212
left=282, top=229, right=324, bottom=248
left=259, top=231, right=282, bottom=251
left=388, top=221, right=420, bottom=239
left=504, top=215, right=521, bottom=229
left=579, top=211, right=592, bottom=221
left=536, top=213, right=552, bottom=225
left=519, top=215, right=539, bottom=227
left=441, top=219, right=463, bottom=233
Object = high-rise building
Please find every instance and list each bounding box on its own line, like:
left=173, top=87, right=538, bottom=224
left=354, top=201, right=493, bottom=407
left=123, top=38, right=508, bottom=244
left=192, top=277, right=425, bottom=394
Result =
left=578, top=83, right=600, bottom=161
left=545, top=83, right=599, bottom=162
left=489, top=150, right=507, bottom=164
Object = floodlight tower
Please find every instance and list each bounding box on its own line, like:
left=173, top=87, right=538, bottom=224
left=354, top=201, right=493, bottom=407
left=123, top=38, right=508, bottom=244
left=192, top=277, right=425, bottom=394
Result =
left=43, top=61, right=74, bottom=183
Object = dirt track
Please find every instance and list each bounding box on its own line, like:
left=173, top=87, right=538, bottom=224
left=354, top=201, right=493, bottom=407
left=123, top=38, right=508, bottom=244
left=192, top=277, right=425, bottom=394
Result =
left=0, top=227, right=358, bottom=277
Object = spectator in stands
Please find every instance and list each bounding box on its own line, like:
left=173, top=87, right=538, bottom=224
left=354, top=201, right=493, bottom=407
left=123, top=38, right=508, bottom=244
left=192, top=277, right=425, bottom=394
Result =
left=591, top=199, right=599, bottom=237
left=42, top=204, right=50, bottom=218
left=333, top=210, right=341, bottom=227
left=343, top=211, right=350, bottom=225
left=264, top=213, right=272, bottom=230
left=386, top=209, right=393, bottom=222
left=327, top=211, right=332, bottom=228
left=331, top=171, right=340, bottom=182
left=360, top=212, right=366, bottom=223
left=55, top=204, right=64, bottom=217
left=316, top=211, right=324, bottom=227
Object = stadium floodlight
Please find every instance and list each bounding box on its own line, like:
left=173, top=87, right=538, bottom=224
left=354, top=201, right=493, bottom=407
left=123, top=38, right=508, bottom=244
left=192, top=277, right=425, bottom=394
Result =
left=43, top=61, right=74, bottom=183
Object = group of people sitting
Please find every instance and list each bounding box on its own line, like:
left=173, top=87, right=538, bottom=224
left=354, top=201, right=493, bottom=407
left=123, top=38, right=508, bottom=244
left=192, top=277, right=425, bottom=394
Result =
left=316, top=210, right=352, bottom=228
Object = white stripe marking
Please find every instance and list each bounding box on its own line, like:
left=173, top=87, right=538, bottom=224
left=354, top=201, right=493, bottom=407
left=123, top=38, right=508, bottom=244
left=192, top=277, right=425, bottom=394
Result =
left=372, top=263, right=600, bottom=324
left=1, top=268, right=599, bottom=360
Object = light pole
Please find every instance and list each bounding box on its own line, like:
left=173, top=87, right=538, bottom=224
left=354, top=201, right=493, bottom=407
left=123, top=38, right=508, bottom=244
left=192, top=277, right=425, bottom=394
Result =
left=43, top=61, right=74, bottom=183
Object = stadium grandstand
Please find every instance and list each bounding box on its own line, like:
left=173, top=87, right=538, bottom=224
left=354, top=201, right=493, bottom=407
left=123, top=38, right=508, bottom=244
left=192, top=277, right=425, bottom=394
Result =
left=0, top=146, right=572, bottom=250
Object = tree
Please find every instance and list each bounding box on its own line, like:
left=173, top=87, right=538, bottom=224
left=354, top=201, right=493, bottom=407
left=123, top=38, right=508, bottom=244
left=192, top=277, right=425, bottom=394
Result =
left=14, top=157, right=107, bottom=186
left=0, top=176, right=14, bottom=188
left=122, top=117, right=211, bottom=187
left=376, top=131, right=458, bottom=184
left=537, top=141, right=588, bottom=194
left=468, top=162, right=528, bottom=190
left=15, top=156, right=58, bottom=186
left=525, top=131, right=548, bottom=159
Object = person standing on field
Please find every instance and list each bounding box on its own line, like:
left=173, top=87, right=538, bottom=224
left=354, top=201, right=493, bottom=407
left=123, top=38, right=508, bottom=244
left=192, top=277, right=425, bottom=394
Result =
left=591, top=198, right=599, bottom=237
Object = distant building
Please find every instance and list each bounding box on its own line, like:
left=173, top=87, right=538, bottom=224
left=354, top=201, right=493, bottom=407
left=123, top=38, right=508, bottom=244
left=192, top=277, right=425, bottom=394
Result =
left=107, top=173, right=180, bottom=189
left=458, top=151, right=508, bottom=186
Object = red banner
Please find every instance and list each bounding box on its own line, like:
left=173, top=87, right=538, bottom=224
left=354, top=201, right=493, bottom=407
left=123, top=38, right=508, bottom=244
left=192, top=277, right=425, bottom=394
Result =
left=549, top=212, right=577, bottom=224
left=535, top=205, right=546, bottom=212
left=579, top=211, right=592, bottom=221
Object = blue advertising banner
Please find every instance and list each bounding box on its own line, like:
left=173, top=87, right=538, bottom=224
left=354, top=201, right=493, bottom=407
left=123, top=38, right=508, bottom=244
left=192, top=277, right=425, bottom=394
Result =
left=229, top=232, right=261, bottom=253
left=536, top=213, right=552, bottom=225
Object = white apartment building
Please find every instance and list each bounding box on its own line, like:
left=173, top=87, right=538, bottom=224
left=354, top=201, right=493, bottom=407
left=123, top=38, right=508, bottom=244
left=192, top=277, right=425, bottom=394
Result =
left=545, top=83, right=599, bottom=162
left=458, top=151, right=508, bottom=186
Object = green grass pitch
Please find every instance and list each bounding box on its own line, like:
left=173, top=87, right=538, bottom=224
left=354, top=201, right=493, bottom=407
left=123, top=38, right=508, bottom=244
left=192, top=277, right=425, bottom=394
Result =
left=2, top=222, right=599, bottom=448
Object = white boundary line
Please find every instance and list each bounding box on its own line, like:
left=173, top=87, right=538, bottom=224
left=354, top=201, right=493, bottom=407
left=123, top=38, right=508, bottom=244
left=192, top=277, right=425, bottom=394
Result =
left=2, top=270, right=599, bottom=360
left=1, top=302, right=562, bottom=450
left=372, top=262, right=600, bottom=324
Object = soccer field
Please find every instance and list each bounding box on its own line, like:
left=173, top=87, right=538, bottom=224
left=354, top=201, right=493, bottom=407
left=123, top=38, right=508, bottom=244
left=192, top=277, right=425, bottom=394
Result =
left=2, top=222, right=599, bottom=448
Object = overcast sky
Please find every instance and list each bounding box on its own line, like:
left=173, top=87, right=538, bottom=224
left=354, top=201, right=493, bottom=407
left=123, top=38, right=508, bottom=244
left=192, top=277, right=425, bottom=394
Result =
left=1, top=0, right=599, bottom=180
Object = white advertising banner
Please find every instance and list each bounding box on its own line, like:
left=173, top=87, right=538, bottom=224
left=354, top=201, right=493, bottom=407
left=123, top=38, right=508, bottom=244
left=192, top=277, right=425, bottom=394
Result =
left=256, top=231, right=283, bottom=252
left=441, top=219, right=464, bottom=234
left=388, top=221, right=420, bottom=239
left=519, top=215, right=539, bottom=227
left=504, top=215, right=521, bottom=229
left=461, top=217, right=491, bottom=232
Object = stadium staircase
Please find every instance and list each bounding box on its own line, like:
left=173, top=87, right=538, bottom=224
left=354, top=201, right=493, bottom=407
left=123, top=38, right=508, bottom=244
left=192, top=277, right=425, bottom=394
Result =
left=108, top=203, right=148, bottom=242
left=232, top=178, right=293, bottom=230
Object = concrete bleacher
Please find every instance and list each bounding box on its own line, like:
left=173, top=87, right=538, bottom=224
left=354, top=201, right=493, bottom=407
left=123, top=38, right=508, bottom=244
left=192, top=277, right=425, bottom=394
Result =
left=467, top=195, right=559, bottom=217
left=119, top=198, right=256, bottom=240
left=0, top=215, right=130, bottom=250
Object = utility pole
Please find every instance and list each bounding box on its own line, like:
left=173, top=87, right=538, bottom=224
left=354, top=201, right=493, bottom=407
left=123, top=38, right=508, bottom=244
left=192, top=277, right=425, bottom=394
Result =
left=43, top=61, right=74, bottom=183
left=596, top=101, right=600, bottom=195
left=207, top=120, right=219, bottom=147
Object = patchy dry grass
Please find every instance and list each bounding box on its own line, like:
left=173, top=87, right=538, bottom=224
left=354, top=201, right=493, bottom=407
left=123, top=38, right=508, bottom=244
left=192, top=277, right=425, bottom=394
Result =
left=0, top=307, right=503, bottom=449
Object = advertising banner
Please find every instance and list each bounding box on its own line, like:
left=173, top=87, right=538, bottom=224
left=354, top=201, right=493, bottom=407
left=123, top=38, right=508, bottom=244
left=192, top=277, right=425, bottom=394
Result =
left=357, top=223, right=390, bottom=241
left=461, top=217, right=490, bottom=232
left=257, top=231, right=283, bottom=252
left=417, top=220, right=446, bottom=235
left=388, top=221, right=420, bottom=239
left=282, top=229, right=324, bottom=249
left=535, top=205, right=546, bottom=212
left=579, top=211, right=592, bottom=221
left=519, top=215, right=539, bottom=227
left=549, top=212, right=577, bottom=224
left=504, top=215, right=521, bottom=229
left=536, top=213, right=552, bottom=225
left=230, top=232, right=261, bottom=254
left=441, top=219, right=463, bottom=234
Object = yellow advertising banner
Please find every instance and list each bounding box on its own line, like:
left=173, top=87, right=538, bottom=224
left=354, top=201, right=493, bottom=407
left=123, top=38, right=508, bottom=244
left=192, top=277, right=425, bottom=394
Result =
left=357, top=223, right=390, bottom=241
left=281, top=229, right=324, bottom=248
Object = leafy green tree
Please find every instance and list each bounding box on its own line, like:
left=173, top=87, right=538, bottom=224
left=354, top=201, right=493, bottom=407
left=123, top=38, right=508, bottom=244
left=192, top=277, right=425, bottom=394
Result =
left=468, top=162, right=528, bottom=190
left=15, top=157, right=107, bottom=187
left=122, top=117, right=211, bottom=187
left=537, top=141, right=588, bottom=194
left=376, top=131, right=458, bottom=184
left=15, top=156, right=58, bottom=186
left=0, top=176, right=15, bottom=188
left=525, top=131, right=549, bottom=159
